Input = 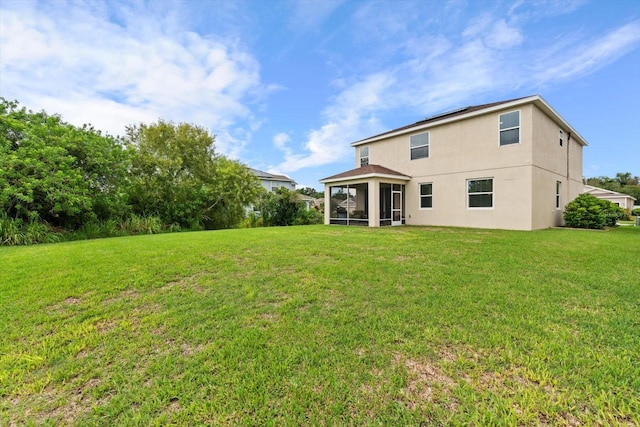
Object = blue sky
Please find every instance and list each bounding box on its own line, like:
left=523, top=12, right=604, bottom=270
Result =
left=1, top=0, right=639, bottom=190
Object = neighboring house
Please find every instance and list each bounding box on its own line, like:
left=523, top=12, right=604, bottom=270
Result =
left=251, top=168, right=296, bottom=192
left=298, top=194, right=322, bottom=210
left=583, top=185, right=637, bottom=211
left=320, top=95, right=587, bottom=230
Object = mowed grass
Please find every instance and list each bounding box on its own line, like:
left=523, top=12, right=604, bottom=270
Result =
left=1, top=225, right=639, bottom=426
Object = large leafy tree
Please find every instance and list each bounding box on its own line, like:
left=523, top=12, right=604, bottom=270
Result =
left=0, top=98, right=129, bottom=228
left=125, top=120, right=261, bottom=229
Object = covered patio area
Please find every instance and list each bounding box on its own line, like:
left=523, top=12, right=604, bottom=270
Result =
left=320, top=165, right=410, bottom=227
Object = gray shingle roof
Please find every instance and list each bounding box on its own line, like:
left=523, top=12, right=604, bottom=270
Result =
left=320, top=164, right=410, bottom=182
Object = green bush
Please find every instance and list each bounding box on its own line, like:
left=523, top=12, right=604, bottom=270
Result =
left=240, top=211, right=263, bottom=228
left=632, top=208, right=640, bottom=217
left=564, top=194, right=624, bottom=229
left=293, top=208, right=323, bottom=225
left=0, top=213, right=59, bottom=245
left=120, top=214, right=163, bottom=235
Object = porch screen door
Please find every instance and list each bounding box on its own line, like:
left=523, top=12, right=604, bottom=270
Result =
left=392, top=185, right=402, bottom=226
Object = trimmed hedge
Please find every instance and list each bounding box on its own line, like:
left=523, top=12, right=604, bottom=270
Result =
left=564, top=194, right=624, bottom=229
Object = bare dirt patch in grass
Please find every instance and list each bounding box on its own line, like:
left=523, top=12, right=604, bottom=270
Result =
left=161, top=273, right=209, bottom=294
left=14, top=377, right=109, bottom=426
left=392, top=353, right=458, bottom=411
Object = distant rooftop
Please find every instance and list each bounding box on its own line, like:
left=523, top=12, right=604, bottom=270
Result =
left=250, top=168, right=296, bottom=184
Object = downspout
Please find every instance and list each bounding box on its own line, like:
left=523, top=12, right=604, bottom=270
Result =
left=566, top=132, right=571, bottom=180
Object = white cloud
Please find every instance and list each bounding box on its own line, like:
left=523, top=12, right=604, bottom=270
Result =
left=485, top=19, right=523, bottom=49
left=0, top=0, right=266, bottom=157
left=273, top=132, right=291, bottom=149
left=288, top=0, right=345, bottom=32
left=534, top=21, right=640, bottom=83
left=274, top=73, right=393, bottom=173
left=273, top=3, right=640, bottom=175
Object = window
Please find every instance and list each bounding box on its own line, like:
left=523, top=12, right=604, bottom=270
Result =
left=410, top=132, right=429, bottom=160
left=556, top=181, right=561, bottom=209
left=419, top=183, right=433, bottom=209
left=468, top=178, right=493, bottom=208
left=360, top=146, right=369, bottom=167
left=559, top=130, right=564, bottom=147
left=329, top=184, right=369, bottom=226
left=499, top=111, right=520, bottom=145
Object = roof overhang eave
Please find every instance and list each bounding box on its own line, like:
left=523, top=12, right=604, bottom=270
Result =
left=320, top=172, right=411, bottom=184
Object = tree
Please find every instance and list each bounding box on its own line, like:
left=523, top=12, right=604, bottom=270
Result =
left=260, top=187, right=304, bottom=226
left=125, top=120, right=262, bottom=229
left=586, top=172, right=639, bottom=191
left=0, top=98, right=129, bottom=228
left=296, top=187, right=324, bottom=199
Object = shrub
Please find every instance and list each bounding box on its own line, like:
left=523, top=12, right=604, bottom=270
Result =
left=632, top=208, right=640, bottom=217
left=564, top=194, right=624, bottom=229
left=120, top=214, right=163, bottom=234
left=293, top=208, right=323, bottom=225
left=241, top=211, right=263, bottom=228
left=0, top=213, right=58, bottom=245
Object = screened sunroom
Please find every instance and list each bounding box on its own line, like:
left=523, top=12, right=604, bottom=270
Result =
left=320, top=165, right=410, bottom=227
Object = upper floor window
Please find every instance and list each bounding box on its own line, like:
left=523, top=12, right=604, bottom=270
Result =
left=559, top=130, right=564, bottom=147
left=468, top=178, right=493, bottom=208
left=410, top=132, right=429, bottom=160
left=499, top=111, right=520, bottom=145
left=360, top=146, right=369, bottom=167
left=419, top=183, right=433, bottom=209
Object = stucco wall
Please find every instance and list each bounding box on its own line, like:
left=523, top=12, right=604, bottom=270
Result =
left=404, top=166, right=533, bottom=230
left=362, top=104, right=536, bottom=177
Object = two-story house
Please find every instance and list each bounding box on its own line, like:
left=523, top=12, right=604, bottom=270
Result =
left=251, top=168, right=297, bottom=192
left=320, top=95, right=587, bottom=230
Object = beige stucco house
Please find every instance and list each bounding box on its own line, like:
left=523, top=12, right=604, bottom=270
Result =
left=251, top=168, right=296, bottom=192
left=320, top=95, right=587, bottom=230
left=583, top=185, right=636, bottom=211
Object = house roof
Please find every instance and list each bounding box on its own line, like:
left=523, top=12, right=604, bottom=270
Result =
left=250, top=168, right=297, bottom=185
left=320, top=164, right=411, bottom=183
left=584, top=185, right=637, bottom=201
left=352, top=94, right=588, bottom=147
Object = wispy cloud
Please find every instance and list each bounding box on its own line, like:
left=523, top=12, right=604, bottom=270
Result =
left=288, top=0, right=346, bottom=32
left=0, top=0, right=266, bottom=157
left=275, top=73, right=394, bottom=173
left=273, top=2, right=640, bottom=174
left=533, top=21, right=640, bottom=84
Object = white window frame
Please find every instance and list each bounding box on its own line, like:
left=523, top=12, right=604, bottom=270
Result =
left=419, top=183, right=433, bottom=210
left=559, top=130, right=564, bottom=147
left=467, top=178, right=494, bottom=209
left=410, top=132, right=429, bottom=160
left=360, top=146, right=369, bottom=167
left=499, top=110, right=520, bottom=146
left=556, top=181, right=561, bottom=209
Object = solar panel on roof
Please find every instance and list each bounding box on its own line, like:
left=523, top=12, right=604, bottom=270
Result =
left=421, top=107, right=469, bottom=122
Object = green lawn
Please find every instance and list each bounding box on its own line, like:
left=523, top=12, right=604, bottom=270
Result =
left=2, top=225, right=639, bottom=425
